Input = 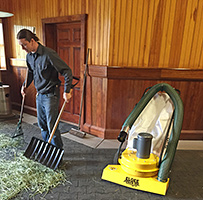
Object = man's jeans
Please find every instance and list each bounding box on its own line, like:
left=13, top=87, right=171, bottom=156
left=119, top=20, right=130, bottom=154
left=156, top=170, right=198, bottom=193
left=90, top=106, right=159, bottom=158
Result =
left=36, top=87, right=63, bottom=149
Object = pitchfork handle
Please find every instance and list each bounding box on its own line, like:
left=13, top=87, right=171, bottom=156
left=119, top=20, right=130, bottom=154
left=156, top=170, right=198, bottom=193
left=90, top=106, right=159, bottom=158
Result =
left=48, top=101, right=66, bottom=143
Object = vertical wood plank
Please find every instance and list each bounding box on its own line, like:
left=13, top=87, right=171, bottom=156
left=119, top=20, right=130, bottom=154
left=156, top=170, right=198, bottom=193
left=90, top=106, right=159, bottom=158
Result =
left=162, top=0, right=176, bottom=67
left=199, top=42, right=203, bottom=68
left=92, top=0, right=96, bottom=63
left=143, top=0, right=155, bottom=67
left=158, top=0, right=171, bottom=67
left=189, top=0, right=203, bottom=68
left=108, top=0, right=116, bottom=66
left=132, top=0, right=144, bottom=66
left=113, top=0, right=121, bottom=66
left=148, top=0, right=165, bottom=67
left=122, top=0, right=132, bottom=66
left=168, top=0, right=188, bottom=67
left=179, top=0, right=195, bottom=68
left=127, top=0, right=138, bottom=66
left=103, top=0, right=110, bottom=65
left=95, top=0, right=100, bottom=65
left=138, top=0, right=149, bottom=66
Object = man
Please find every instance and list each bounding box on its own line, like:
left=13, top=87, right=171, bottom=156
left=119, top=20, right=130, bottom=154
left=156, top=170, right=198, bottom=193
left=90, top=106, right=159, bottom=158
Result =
left=17, top=29, right=72, bottom=149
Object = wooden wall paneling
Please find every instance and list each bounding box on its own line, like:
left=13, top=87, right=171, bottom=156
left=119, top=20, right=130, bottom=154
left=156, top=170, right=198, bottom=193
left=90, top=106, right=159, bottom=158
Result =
left=92, top=77, right=100, bottom=126
left=161, top=68, right=203, bottom=80
left=137, top=0, right=149, bottom=67
left=4, top=0, right=203, bottom=69
left=108, top=0, right=203, bottom=69
left=112, top=0, right=121, bottom=66
left=178, top=81, right=203, bottom=130
left=24, top=82, right=37, bottom=114
left=127, top=0, right=138, bottom=66
left=143, top=0, right=155, bottom=67
left=9, top=67, right=21, bottom=106
left=30, top=0, right=37, bottom=26
left=0, top=1, right=12, bottom=13
left=199, top=44, right=203, bottom=68
left=108, top=0, right=115, bottom=66
left=86, top=0, right=91, bottom=50
left=124, top=0, right=135, bottom=66
left=179, top=0, right=198, bottom=68
left=88, top=65, right=203, bottom=139
left=99, top=0, right=106, bottom=65
left=158, top=0, right=170, bottom=67
left=58, top=0, right=82, bottom=16
left=95, top=0, right=101, bottom=65
left=168, top=0, right=188, bottom=68
left=189, top=0, right=203, bottom=68
left=103, top=0, right=110, bottom=65
left=88, top=76, right=106, bottom=138
left=11, top=0, right=84, bottom=48
left=117, top=0, right=127, bottom=66
left=8, top=0, right=203, bottom=68
left=87, top=0, right=93, bottom=62
left=107, top=79, right=134, bottom=129
left=161, top=0, right=176, bottom=68
left=90, top=0, right=96, bottom=63
left=133, top=0, right=144, bottom=66
left=86, top=0, right=111, bottom=65
left=106, top=79, right=155, bottom=128
left=8, top=66, right=37, bottom=115
left=149, top=0, right=167, bottom=67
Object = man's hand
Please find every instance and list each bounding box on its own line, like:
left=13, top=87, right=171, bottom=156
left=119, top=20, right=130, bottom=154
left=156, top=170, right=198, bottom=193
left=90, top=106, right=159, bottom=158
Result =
left=21, top=85, right=27, bottom=96
left=63, top=89, right=73, bottom=102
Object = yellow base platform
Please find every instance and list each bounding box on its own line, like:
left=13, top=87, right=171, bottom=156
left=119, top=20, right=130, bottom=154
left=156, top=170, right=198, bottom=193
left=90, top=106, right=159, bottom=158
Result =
left=101, top=164, right=169, bottom=195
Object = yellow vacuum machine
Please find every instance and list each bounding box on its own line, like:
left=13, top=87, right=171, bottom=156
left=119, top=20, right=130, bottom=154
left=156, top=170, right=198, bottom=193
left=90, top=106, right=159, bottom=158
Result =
left=102, top=83, right=184, bottom=195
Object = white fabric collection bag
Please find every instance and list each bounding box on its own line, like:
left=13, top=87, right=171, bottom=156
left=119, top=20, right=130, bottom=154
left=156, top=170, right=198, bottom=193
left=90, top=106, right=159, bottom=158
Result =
left=127, top=92, right=174, bottom=157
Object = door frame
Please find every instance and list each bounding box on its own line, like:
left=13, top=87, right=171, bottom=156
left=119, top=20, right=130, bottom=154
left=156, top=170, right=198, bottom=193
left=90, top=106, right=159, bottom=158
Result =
left=42, top=14, right=87, bottom=73
left=41, top=14, right=87, bottom=123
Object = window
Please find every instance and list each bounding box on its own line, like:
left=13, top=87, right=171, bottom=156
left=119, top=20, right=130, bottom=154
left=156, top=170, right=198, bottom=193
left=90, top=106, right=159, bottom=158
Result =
left=0, top=19, right=6, bottom=69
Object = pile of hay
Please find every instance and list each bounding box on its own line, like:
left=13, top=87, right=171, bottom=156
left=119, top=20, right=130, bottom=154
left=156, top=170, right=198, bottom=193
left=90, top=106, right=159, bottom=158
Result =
left=0, top=133, right=67, bottom=200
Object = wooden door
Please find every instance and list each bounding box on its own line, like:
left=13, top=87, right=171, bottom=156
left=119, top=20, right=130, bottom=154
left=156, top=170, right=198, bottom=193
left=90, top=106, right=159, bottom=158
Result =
left=42, top=14, right=87, bottom=125
left=56, top=22, right=81, bottom=124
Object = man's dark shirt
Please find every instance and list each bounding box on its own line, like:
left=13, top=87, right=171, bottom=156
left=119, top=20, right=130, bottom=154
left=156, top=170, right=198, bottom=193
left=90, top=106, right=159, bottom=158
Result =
left=25, top=43, right=72, bottom=94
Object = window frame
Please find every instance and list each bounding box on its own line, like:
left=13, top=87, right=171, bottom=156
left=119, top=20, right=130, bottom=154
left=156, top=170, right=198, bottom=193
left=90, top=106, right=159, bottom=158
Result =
left=0, top=19, right=6, bottom=69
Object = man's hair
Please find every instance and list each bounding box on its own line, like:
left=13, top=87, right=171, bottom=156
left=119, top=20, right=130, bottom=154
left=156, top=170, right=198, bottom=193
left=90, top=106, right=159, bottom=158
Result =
left=17, top=29, right=39, bottom=42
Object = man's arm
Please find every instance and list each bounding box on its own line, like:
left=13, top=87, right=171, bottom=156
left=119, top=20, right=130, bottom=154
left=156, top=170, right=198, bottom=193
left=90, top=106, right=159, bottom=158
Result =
left=49, top=51, right=73, bottom=101
left=21, top=61, right=33, bottom=96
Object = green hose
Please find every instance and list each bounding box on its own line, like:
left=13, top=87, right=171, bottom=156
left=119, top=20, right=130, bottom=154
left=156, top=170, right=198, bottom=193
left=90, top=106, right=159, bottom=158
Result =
left=119, top=83, right=184, bottom=182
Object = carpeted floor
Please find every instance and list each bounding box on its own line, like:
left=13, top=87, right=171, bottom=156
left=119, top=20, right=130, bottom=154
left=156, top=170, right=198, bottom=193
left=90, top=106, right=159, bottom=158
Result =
left=0, top=118, right=203, bottom=200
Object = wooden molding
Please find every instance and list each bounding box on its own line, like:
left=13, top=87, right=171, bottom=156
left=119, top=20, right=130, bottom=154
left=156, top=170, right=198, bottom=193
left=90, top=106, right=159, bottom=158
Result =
left=41, top=14, right=87, bottom=24
left=88, top=65, right=203, bottom=81
left=180, top=130, right=203, bottom=140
